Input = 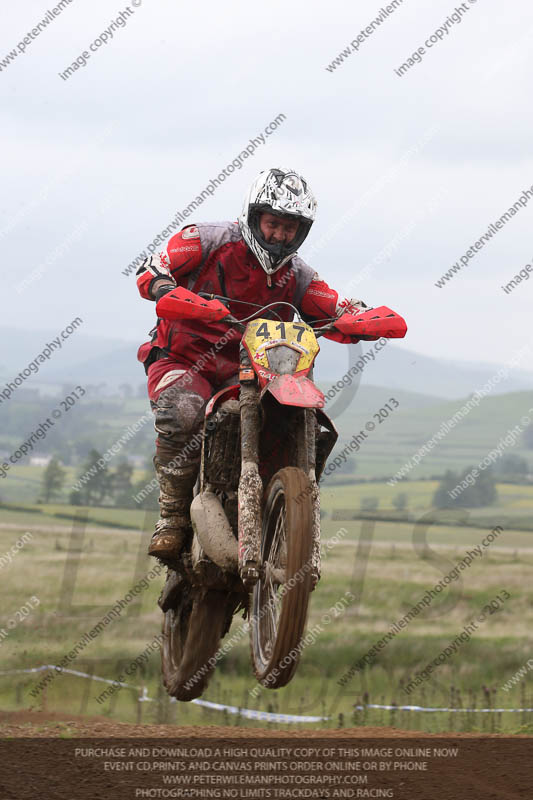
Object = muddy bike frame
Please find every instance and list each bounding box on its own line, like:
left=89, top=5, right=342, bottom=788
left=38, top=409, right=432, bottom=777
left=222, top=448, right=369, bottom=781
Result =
left=156, top=287, right=407, bottom=587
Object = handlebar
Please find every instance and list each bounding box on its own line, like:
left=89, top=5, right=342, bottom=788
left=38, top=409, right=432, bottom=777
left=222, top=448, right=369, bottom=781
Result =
left=197, top=292, right=338, bottom=338
left=157, top=288, right=406, bottom=341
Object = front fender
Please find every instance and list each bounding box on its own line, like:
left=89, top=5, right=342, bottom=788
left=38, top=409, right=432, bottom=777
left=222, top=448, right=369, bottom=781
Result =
left=263, top=374, right=325, bottom=408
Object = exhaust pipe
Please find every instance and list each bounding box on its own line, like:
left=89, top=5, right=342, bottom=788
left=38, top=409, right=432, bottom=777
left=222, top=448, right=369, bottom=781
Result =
left=190, top=491, right=238, bottom=572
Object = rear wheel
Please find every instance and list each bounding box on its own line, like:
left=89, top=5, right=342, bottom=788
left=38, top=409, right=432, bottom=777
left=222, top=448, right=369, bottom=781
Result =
left=161, top=572, right=239, bottom=701
left=250, top=466, right=313, bottom=688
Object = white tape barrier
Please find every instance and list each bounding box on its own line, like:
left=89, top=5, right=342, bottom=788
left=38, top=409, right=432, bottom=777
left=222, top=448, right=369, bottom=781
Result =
left=0, top=665, right=138, bottom=690
left=354, top=703, right=533, bottom=713
left=0, top=666, right=327, bottom=723
left=2, top=667, right=532, bottom=719
left=179, top=696, right=326, bottom=723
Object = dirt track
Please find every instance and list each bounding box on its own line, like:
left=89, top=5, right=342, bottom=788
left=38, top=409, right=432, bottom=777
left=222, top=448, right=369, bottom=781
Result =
left=1, top=711, right=531, bottom=800
left=0, top=709, right=523, bottom=738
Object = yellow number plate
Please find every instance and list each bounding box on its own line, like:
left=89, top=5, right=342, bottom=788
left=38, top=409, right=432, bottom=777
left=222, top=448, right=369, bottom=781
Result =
left=243, top=319, right=319, bottom=371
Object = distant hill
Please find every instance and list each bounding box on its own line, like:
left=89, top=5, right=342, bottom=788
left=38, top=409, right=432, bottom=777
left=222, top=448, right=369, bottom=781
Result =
left=1, top=380, right=532, bottom=502
left=1, top=326, right=532, bottom=399
left=316, top=338, right=533, bottom=399
left=0, top=329, right=143, bottom=394
left=317, top=383, right=446, bottom=415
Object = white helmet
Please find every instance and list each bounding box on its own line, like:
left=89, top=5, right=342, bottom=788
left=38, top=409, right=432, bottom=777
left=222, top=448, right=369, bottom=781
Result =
left=238, top=167, right=317, bottom=275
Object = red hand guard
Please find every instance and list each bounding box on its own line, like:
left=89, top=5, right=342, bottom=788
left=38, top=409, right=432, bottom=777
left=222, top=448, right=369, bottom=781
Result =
left=334, top=306, right=407, bottom=340
left=155, top=287, right=230, bottom=322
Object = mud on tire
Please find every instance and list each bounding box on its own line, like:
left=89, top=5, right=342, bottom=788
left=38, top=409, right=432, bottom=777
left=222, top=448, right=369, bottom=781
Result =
left=161, top=578, right=240, bottom=702
left=250, top=466, right=313, bottom=689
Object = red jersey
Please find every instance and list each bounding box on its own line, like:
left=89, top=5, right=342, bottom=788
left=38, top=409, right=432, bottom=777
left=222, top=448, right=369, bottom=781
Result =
left=137, top=221, right=352, bottom=384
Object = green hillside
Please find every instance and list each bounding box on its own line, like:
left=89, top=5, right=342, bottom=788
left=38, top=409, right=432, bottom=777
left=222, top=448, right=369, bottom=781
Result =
left=1, top=387, right=532, bottom=506
left=323, top=388, right=533, bottom=480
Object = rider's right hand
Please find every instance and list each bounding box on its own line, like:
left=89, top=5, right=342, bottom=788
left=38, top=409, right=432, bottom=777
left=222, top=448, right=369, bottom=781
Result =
left=138, top=253, right=176, bottom=301
left=153, top=282, right=176, bottom=302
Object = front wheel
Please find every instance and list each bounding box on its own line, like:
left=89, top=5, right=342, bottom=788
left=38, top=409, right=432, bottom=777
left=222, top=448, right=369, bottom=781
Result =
left=250, top=466, right=314, bottom=689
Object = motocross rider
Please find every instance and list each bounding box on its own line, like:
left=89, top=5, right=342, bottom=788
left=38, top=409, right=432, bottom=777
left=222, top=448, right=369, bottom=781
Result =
left=136, top=167, right=365, bottom=562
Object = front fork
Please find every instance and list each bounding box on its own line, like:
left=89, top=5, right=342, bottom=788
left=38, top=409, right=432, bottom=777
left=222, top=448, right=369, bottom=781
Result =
left=237, top=360, right=321, bottom=589
left=237, top=379, right=263, bottom=588
left=305, top=408, right=321, bottom=588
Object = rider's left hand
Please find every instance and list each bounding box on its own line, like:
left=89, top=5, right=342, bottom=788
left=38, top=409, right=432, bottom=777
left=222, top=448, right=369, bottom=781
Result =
left=324, top=298, right=375, bottom=344
left=335, top=297, right=368, bottom=316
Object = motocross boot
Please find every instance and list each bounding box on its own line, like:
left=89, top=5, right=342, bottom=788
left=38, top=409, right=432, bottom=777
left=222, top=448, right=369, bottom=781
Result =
left=147, top=383, right=206, bottom=563
left=148, top=454, right=199, bottom=563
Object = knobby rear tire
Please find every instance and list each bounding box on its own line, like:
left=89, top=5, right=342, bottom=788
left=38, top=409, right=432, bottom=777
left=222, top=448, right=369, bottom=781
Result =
left=161, top=576, right=235, bottom=702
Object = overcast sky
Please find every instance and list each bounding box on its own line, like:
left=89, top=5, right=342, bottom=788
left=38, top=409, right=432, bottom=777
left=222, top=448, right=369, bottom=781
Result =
left=2, top=0, right=532, bottom=371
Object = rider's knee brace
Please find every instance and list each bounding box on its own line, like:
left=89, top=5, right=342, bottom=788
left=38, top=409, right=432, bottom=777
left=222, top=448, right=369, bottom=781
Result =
left=152, top=384, right=207, bottom=462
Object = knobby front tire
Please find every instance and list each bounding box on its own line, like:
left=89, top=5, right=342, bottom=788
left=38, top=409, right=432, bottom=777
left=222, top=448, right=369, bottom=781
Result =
left=250, top=466, right=314, bottom=689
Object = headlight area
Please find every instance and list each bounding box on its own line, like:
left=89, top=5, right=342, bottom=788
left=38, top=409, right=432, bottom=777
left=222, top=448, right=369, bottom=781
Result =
left=266, top=345, right=302, bottom=374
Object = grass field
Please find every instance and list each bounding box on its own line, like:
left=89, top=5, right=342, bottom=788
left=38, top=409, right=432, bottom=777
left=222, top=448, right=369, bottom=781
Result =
left=0, top=464, right=147, bottom=506
left=3, top=477, right=533, bottom=526
left=1, top=493, right=532, bottom=735
left=322, top=480, right=533, bottom=532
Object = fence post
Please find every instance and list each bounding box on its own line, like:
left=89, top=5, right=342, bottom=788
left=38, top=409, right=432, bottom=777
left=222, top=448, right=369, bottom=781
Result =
left=136, top=688, right=143, bottom=724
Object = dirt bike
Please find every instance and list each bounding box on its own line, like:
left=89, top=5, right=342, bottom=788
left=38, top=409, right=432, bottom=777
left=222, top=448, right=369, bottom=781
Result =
left=154, top=287, right=407, bottom=701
